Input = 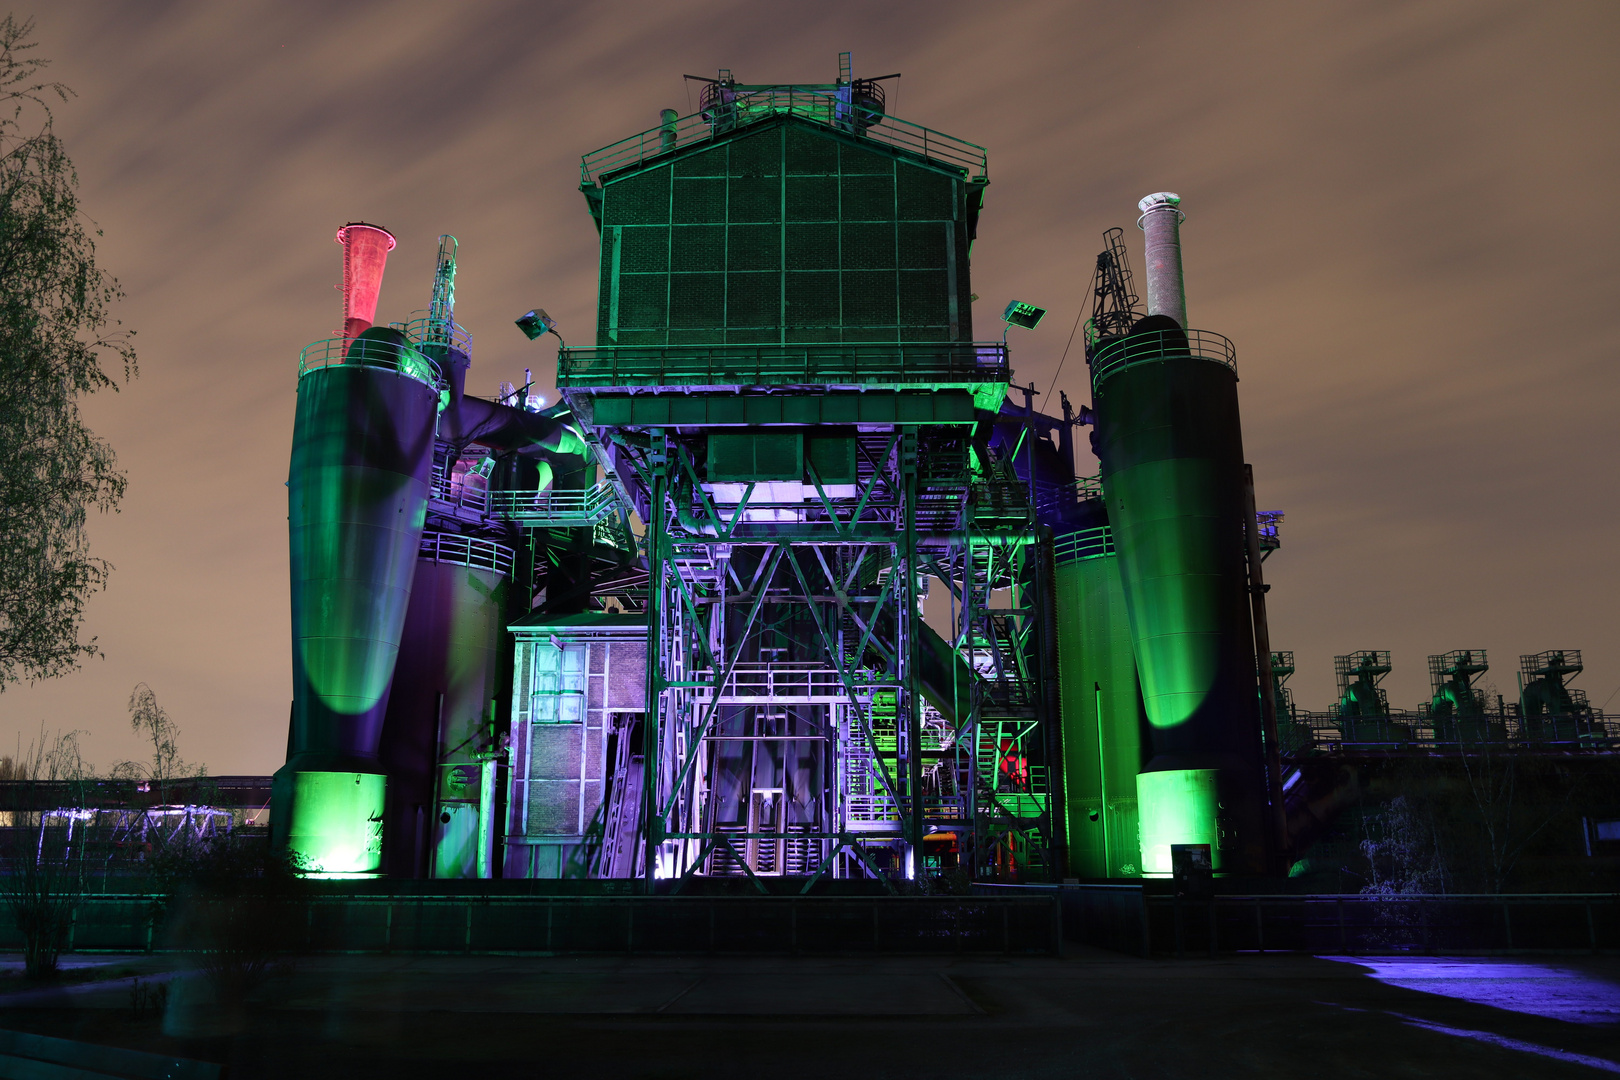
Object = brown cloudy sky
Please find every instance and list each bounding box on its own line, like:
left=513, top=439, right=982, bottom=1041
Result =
left=8, top=1, right=1618, bottom=773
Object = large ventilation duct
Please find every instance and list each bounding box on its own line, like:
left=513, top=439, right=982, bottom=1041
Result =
left=1090, top=194, right=1264, bottom=877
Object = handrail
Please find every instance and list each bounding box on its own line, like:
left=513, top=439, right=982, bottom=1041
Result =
left=398, top=312, right=473, bottom=356
left=429, top=479, right=626, bottom=528
left=419, top=531, right=515, bottom=576
left=1283, top=708, right=1619, bottom=753
left=486, top=483, right=622, bottom=525
left=299, top=337, right=442, bottom=389
left=580, top=88, right=988, bottom=187
left=1090, top=327, right=1236, bottom=388
left=557, top=341, right=1009, bottom=389
left=1054, top=525, right=1115, bottom=565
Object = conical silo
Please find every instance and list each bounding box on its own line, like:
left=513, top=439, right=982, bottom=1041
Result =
left=273, top=324, right=440, bottom=876
left=1090, top=193, right=1265, bottom=876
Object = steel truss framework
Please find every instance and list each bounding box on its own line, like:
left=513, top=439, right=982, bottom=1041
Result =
left=588, top=421, right=1060, bottom=884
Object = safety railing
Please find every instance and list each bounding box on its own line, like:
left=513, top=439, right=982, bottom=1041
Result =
left=1281, top=709, right=1619, bottom=755
left=485, top=483, right=622, bottom=527
left=689, top=664, right=851, bottom=703
left=0, top=894, right=1059, bottom=956
left=1090, top=327, right=1236, bottom=388
left=557, top=341, right=1009, bottom=389
left=419, top=531, right=515, bottom=576
left=299, top=336, right=443, bottom=388
left=1257, top=510, right=1284, bottom=553
left=398, top=312, right=473, bottom=356
left=1054, top=525, right=1115, bottom=565
left=977, top=883, right=1620, bottom=957
left=430, top=473, right=489, bottom=516
left=580, top=88, right=988, bottom=187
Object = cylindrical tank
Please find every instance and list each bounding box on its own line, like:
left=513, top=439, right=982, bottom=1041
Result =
left=1055, top=510, right=1146, bottom=879
left=1090, top=196, right=1264, bottom=876
left=378, top=547, right=510, bottom=879
left=273, top=326, right=441, bottom=875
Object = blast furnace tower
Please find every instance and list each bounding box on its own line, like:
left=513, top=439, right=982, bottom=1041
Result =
left=557, top=59, right=1056, bottom=881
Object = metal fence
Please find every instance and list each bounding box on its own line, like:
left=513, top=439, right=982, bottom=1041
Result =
left=978, top=884, right=1620, bottom=957
left=579, top=88, right=988, bottom=187
left=1089, top=327, right=1237, bottom=388
left=418, top=532, right=516, bottom=576
left=556, top=341, right=1010, bottom=390
left=297, top=336, right=442, bottom=389
left=1283, top=710, right=1620, bottom=753
left=0, top=895, right=1059, bottom=957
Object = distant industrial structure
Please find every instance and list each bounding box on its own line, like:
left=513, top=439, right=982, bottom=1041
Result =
left=267, top=55, right=1618, bottom=885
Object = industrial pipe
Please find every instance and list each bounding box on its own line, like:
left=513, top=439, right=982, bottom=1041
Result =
left=1137, top=193, right=1186, bottom=329
left=337, top=223, right=396, bottom=340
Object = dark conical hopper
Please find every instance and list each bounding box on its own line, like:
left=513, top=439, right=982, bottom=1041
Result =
left=273, top=326, right=440, bottom=875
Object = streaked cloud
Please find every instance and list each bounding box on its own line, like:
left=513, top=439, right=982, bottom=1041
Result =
left=10, top=0, right=1618, bottom=769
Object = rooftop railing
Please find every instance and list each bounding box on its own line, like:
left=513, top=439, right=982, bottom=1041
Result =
left=1090, top=327, right=1236, bottom=389
left=299, top=337, right=442, bottom=389
left=580, top=88, right=988, bottom=187
left=1281, top=709, right=1619, bottom=754
left=557, top=341, right=1009, bottom=390
left=397, top=312, right=473, bottom=356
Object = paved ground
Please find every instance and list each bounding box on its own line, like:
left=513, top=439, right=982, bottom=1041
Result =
left=0, top=948, right=1618, bottom=1078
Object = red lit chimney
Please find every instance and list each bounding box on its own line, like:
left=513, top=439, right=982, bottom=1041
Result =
left=336, top=222, right=397, bottom=339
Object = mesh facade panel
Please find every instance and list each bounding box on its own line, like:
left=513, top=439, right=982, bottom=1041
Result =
left=596, top=118, right=974, bottom=351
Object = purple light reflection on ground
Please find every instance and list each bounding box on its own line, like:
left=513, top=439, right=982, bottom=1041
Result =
left=1322, top=956, right=1620, bottom=1026
left=1389, top=1012, right=1620, bottom=1074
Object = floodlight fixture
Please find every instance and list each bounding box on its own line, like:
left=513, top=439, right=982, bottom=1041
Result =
left=1001, top=300, right=1046, bottom=331
left=516, top=309, right=563, bottom=343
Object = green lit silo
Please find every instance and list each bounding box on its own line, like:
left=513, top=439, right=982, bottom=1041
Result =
left=1055, top=514, right=1146, bottom=878
left=1089, top=194, right=1265, bottom=877
left=273, top=324, right=440, bottom=876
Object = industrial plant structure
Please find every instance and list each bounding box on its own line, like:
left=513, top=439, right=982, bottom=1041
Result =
left=270, top=56, right=1616, bottom=885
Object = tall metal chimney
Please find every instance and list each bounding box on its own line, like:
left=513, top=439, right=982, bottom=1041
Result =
left=337, top=222, right=397, bottom=339
left=1136, top=192, right=1186, bottom=329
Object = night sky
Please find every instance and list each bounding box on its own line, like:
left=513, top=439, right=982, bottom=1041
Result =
left=9, top=1, right=1618, bottom=774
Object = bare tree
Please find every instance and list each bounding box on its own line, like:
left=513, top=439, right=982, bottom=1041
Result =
left=1359, top=794, right=1448, bottom=896
left=0, top=724, right=93, bottom=979
left=1455, top=743, right=1572, bottom=894
left=111, top=682, right=199, bottom=804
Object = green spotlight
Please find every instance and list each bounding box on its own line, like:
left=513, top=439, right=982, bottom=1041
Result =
left=1136, top=768, right=1220, bottom=877
left=516, top=309, right=562, bottom=342
left=284, top=771, right=386, bottom=876
left=1001, top=300, right=1047, bottom=331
